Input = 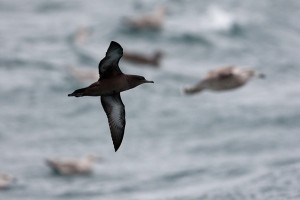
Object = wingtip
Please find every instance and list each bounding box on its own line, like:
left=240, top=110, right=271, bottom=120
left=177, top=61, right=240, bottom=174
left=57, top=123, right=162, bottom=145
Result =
left=114, top=145, right=120, bottom=152
left=111, top=41, right=119, bottom=45
left=111, top=41, right=120, bottom=45
left=113, top=139, right=123, bottom=152
left=109, top=41, right=123, bottom=51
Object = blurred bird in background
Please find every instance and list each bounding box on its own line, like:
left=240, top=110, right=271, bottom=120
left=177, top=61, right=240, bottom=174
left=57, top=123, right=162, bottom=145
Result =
left=183, top=65, right=265, bottom=95
left=123, top=5, right=166, bottom=30
left=46, top=155, right=101, bottom=175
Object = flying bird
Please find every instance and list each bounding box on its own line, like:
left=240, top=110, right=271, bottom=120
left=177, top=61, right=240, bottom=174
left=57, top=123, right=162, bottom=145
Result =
left=68, top=41, right=154, bottom=151
left=46, top=155, right=100, bottom=175
left=183, top=65, right=265, bottom=94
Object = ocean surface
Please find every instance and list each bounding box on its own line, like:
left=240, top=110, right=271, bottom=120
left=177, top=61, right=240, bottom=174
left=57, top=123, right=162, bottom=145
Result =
left=1, top=0, right=300, bottom=199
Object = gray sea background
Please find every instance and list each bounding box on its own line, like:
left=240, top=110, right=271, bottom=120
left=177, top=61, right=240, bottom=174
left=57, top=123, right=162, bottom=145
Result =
left=1, top=0, right=300, bottom=199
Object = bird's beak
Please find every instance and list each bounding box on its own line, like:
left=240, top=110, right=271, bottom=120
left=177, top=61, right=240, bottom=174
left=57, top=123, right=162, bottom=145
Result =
left=257, top=73, right=266, bottom=79
left=144, top=80, right=154, bottom=83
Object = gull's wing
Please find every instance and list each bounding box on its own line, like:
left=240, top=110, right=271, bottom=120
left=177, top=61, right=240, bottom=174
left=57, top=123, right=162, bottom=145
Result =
left=208, top=66, right=234, bottom=79
left=218, top=71, right=234, bottom=79
left=101, top=93, right=126, bottom=152
left=98, top=41, right=123, bottom=80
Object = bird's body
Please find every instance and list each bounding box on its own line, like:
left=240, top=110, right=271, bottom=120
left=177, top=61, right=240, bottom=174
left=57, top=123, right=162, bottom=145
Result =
left=68, top=41, right=153, bottom=151
left=46, top=155, right=98, bottom=175
left=69, top=74, right=145, bottom=97
left=183, top=65, right=264, bottom=94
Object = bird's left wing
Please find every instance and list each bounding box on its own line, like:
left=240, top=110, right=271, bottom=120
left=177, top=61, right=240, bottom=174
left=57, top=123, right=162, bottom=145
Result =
left=101, top=93, right=126, bottom=152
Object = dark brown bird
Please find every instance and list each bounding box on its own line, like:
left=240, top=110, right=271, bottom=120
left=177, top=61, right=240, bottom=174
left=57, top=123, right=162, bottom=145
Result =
left=68, top=41, right=154, bottom=151
left=123, top=50, right=163, bottom=67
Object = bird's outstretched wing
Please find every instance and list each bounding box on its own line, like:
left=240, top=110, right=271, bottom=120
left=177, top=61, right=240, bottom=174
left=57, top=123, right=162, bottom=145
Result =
left=98, top=41, right=123, bottom=80
left=218, top=71, right=234, bottom=79
left=101, top=93, right=126, bottom=152
left=208, top=65, right=234, bottom=79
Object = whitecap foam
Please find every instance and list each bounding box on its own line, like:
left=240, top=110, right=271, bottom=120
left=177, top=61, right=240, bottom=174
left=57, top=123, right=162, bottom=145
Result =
left=164, top=5, right=241, bottom=43
left=201, top=6, right=237, bottom=32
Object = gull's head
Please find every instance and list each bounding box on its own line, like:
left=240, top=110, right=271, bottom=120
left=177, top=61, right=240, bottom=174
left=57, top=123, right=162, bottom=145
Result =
left=245, top=68, right=256, bottom=78
left=234, top=67, right=263, bottom=79
left=245, top=68, right=266, bottom=79
left=233, top=67, right=256, bottom=79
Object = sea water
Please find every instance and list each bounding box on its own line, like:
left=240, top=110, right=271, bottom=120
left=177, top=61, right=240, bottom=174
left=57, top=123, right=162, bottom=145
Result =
left=0, top=0, right=300, bottom=199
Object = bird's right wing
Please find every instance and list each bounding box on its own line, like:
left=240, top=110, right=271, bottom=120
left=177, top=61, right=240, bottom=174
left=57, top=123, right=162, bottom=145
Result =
left=101, top=93, right=126, bottom=152
left=214, top=66, right=235, bottom=79
left=218, top=72, right=234, bottom=79
left=98, top=41, right=124, bottom=80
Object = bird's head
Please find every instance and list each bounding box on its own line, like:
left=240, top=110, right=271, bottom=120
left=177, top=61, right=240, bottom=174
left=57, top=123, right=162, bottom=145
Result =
left=237, top=68, right=265, bottom=80
left=246, top=69, right=266, bottom=79
left=128, top=75, right=154, bottom=88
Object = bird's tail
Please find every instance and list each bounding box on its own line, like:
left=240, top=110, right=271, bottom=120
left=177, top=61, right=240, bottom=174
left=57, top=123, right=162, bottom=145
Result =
left=45, top=159, right=56, bottom=167
left=45, top=159, right=61, bottom=174
left=182, top=85, right=204, bottom=95
left=68, top=88, right=86, bottom=97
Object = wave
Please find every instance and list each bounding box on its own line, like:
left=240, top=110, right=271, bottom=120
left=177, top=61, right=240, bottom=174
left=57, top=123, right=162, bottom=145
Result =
left=164, top=5, right=244, bottom=44
left=201, top=6, right=238, bottom=32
